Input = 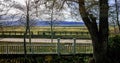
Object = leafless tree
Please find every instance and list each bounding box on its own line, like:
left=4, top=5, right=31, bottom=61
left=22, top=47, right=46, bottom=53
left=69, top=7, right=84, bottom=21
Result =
left=0, top=0, right=15, bottom=31
left=50, top=0, right=109, bottom=63
left=12, top=0, right=41, bottom=62
left=115, top=0, right=120, bottom=32
left=108, top=0, right=120, bottom=33
left=43, top=0, right=67, bottom=42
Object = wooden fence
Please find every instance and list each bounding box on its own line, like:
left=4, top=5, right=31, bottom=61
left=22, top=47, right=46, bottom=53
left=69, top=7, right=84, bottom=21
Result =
left=0, top=38, right=93, bottom=54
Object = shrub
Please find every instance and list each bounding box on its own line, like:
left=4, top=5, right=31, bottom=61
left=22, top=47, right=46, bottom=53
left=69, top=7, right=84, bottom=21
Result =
left=108, top=35, right=120, bottom=63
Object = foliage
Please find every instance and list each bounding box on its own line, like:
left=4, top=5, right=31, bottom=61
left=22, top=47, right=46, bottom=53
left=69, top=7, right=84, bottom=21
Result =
left=108, top=35, right=120, bottom=48
left=0, top=55, right=91, bottom=63
left=108, top=35, right=120, bottom=63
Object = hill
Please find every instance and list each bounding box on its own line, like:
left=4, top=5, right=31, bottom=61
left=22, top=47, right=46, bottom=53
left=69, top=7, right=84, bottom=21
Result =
left=1, top=21, right=85, bottom=26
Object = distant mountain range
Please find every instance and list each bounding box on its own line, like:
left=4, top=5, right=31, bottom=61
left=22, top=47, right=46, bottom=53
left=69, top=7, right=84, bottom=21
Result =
left=35, top=21, right=85, bottom=26
left=1, top=21, right=85, bottom=26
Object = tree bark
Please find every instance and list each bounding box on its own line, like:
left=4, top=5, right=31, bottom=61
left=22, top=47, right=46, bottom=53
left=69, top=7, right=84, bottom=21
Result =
left=23, top=0, right=31, bottom=63
left=79, top=0, right=109, bottom=63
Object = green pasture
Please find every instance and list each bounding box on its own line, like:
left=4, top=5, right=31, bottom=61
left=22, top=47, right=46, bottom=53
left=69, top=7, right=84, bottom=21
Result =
left=0, top=26, right=91, bottom=39
left=0, top=26, right=119, bottom=38
left=0, top=26, right=118, bottom=33
left=0, top=26, right=88, bottom=32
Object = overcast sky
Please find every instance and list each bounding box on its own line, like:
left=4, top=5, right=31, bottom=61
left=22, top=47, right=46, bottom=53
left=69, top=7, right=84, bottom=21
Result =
left=14, top=0, right=25, bottom=5
left=1, top=0, right=115, bottom=22
left=13, top=0, right=115, bottom=20
left=12, top=0, right=78, bottom=21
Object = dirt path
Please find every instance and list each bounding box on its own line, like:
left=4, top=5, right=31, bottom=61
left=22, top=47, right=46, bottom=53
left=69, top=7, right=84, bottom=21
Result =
left=0, top=38, right=92, bottom=43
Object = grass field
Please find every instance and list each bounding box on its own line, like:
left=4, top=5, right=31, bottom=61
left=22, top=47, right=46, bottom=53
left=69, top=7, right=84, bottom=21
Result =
left=0, top=26, right=91, bottom=39
left=0, top=26, right=119, bottom=39
left=0, top=26, right=88, bottom=32
left=0, top=26, right=118, bottom=33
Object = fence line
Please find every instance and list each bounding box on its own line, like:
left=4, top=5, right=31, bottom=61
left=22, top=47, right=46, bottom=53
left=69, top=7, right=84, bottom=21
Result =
left=0, top=38, right=93, bottom=54
left=0, top=31, right=90, bottom=39
left=0, top=31, right=89, bottom=36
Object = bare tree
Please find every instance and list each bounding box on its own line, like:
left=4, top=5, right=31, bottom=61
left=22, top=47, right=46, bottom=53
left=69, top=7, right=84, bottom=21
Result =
left=43, top=0, right=67, bottom=42
left=79, top=0, right=109, bottom=63
left=12, top=0, right=40, bottom=62
left=109, top=5, right=117, bottom=33
left=108, top=0, right=120, bottom=33
left=51, top=0, right=109, bottom=63
left=115, top=0, right=120, bottom=32
left=0, top=0, right=15, bottom=31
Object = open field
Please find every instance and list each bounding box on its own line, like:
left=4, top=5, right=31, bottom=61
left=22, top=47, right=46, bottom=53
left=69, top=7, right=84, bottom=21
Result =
left=0, top=26, right=88, bottom=32
left=0, top=26, right=91, bottom=39
left=0, top=26, right=119, bottom=33
left=0, top=26, right=119, bottom=39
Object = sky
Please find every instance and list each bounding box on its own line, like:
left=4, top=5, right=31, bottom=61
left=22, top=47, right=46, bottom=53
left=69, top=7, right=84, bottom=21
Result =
left=109, top=0, right=115, bottom=5
left=14, top=0, right=25, bottom=5
left=1, top=0, right=115, bottom=22
left=12, top=0, right=80, bottom=22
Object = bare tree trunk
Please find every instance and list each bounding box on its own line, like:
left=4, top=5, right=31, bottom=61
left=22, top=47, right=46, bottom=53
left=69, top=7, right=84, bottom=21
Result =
left=79, top=0, right=109, bottom=63
left=23, top=28, right=27, bottom=63
left=50, top=0, right=55, bottom=43
left=28, top=27, right=32, bottom=52
left=35, top=2, right=38, bottom=17
left=23, top=0, right=31, bottom=62
left=91, top=33, right=108, bottom=63
left=112, top=21, right=117, bottom=33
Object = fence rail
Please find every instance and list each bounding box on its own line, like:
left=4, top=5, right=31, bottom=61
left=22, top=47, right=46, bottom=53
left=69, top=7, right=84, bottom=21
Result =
left=0, top=31, right=90, bottom=39
left=0, top=31, right=89, bottom=36
left=0, top=39, right=93, bottom=54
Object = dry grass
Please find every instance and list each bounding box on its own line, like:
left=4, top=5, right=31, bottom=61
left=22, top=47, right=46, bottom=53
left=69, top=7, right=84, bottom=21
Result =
left=1, top=26, right=88, bottom=32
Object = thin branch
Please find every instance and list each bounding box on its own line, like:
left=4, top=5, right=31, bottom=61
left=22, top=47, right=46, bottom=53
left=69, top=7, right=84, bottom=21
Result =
left=66, top=0, right=79, bottom=3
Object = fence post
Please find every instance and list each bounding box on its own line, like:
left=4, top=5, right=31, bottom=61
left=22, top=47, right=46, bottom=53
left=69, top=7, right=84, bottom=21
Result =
left=9, top=31, right=11, bottom=36
left=2, top=31, right=4, bottom=35
left=57, top=38, right=60, bottom=55
left=14, top=31, right=16, bottom=35
left=31, top=32, right=33, bottom=36
left=6, top=44, right=8, bottom=54
left=30, top=43, right=34, bottom=54
left=43, top=32, right=45, bottom=36
left=37, top=31, right=39, bottom=35
left=73, top=38, right=76, bottom=55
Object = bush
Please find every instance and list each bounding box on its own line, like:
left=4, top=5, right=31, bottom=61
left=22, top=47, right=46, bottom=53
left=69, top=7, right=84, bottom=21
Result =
left=108, top=35, right=120, bottom=48
left=108, top=35, right=120, bottom=63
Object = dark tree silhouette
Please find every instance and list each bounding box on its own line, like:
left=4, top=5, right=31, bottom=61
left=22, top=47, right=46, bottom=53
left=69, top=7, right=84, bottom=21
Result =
left=78, top=0, right=109, bottom=63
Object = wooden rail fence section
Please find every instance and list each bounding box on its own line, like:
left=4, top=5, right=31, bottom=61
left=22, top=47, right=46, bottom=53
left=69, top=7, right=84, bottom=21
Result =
left=0, top=31, right=90, bottom=35
left=0, top=38, right=93, bottom=54
left=0, top=31, right=90, bottom=39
